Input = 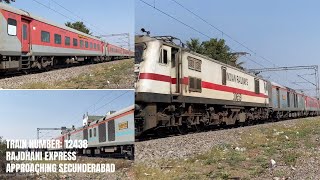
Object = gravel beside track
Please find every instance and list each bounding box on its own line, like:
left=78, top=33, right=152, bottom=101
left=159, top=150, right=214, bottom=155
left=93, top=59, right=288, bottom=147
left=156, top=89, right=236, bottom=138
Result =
left=0, top=59, right=133, bottom=89
left=135, top=117, right=317, bottom=163
left=135, top=117, right=320, bottom=179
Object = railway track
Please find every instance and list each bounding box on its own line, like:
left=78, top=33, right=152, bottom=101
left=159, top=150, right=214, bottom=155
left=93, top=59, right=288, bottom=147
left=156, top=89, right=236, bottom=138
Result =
left=135, top=115, right=319, bottom=142
left=0, top=59, right=128, bottom=80
left=0, top=58, right=134, bottom=89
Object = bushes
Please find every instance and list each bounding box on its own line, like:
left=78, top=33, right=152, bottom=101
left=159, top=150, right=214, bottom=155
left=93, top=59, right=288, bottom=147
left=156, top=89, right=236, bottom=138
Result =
left=0, top=137, right=7, bottom=174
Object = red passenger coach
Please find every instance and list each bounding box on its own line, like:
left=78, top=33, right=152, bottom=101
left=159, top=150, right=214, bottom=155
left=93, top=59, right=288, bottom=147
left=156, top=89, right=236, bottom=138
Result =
left=0, top=3, right=132, bottom=73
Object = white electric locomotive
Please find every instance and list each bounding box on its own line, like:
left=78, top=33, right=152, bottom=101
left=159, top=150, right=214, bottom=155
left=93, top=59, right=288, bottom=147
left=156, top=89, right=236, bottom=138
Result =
left=135, top=35, right=272, bottom=136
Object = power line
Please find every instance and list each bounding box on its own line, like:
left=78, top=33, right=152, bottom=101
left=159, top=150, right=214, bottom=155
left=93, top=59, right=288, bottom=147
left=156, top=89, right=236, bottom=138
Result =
left=170, top=0, right=276, bottom=66
left=31, top=0, right=78, bottom=23
left=138, top=0, right=266, bottom=68
left=139, top=0, right=283, bottom=70
left=50, top=0, right=106, bottom=36
left=91, top=90, right=131, bottom=114
left=169, top=0, right=311, bottom=90
left=38, top=91, right=131, bottom=139
left=139, top=0, right=309, bottom=91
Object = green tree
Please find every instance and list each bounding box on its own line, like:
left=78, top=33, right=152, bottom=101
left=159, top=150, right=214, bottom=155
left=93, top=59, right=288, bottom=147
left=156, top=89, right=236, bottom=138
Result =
left=0, top=0, right=15, bottom=3
left=0, top=137, right=6, bottom=173
left=186, top=38, right=244, bottom=68
left=65, top=21, right=92, bottom=35
left=186, top=38, right=203, bottom=54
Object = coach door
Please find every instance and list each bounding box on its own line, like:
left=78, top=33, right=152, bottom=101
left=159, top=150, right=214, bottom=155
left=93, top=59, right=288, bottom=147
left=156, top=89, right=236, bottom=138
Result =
left=170, top=47, right=180, bottom=94
left=276, top=88, right=280, bottom=108
left=21, top=18, right=31, bottom=53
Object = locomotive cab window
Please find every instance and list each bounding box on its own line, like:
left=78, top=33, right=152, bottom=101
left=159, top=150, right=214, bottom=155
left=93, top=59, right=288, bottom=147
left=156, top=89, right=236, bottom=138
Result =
left=41, top=31, right=50, bottom=43
left=254, top=79, right=260, bottom=94
left=73, top=38, right=78, bottom=46
left=54, top=34, right=61, bottom=44
left=222, top=67, right=227, bottom=85
left=65, top=36, right=70, bottom=46
left=8, top=18, right=17, bottom=36
left=159, top=49, right=168, bottom=64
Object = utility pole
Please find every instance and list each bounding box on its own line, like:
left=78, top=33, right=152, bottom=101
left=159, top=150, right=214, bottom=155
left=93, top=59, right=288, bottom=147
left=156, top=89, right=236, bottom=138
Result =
left=100, top=33, right=130, bottom=51
left=37, top=127, right=67, bottom=140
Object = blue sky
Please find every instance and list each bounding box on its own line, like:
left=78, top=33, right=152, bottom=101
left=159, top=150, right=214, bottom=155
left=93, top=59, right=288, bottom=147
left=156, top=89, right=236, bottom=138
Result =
left=9, top=0, right=134, bottom=49
left=136, top=0, right=320, bottom=96
left=0, top=90, right=134, bottom=140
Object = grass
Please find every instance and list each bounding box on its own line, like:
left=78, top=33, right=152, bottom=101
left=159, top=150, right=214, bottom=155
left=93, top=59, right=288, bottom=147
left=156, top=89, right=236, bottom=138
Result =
left=134, top=117, right=320, bottom=179
left=21, top=59, right=134, bottom=89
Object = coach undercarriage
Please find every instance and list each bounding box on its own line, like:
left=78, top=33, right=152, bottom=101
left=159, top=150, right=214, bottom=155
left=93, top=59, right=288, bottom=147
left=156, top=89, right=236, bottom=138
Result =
left=0, top=55, right=108, bottom=73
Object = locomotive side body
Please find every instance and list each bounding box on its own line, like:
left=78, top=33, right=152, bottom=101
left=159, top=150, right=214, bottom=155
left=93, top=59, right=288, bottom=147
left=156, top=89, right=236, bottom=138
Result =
left=135, top=35, right=270, bottom=136
left=56, top=105, right=135, bottom=159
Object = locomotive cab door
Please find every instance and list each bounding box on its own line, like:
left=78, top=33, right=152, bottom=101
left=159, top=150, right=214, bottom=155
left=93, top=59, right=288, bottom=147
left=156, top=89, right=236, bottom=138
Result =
left=170, top=47, right=181, bottom=95
left=21, top=17, right=31, bottom=53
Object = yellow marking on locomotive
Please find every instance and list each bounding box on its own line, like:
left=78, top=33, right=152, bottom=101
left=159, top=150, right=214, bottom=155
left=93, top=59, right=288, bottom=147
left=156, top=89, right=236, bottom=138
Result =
left=118, top=121, right=128, bottom=130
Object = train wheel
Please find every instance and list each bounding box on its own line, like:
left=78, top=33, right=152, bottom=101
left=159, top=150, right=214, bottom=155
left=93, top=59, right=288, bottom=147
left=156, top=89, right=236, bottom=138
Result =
left=177, top=123, right=188, bottom=135
left=196, top=122, right=205, bottom=132
left=155, top=128, right=167, bottom=138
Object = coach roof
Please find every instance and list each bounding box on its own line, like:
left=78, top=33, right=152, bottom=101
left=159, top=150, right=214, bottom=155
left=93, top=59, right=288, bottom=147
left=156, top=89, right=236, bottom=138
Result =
left=0, top=3, right=101, bottom=41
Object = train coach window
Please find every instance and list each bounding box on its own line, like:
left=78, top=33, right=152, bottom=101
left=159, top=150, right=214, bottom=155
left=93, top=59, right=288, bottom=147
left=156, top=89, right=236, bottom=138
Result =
left=80, top=40, right=84, bottom=48
left=73, top=38, right=78, bottom=46
left=94, top=43, right=96, bottom=49
left=54, top=34, right=61, bottom=44
left=8, top=18, right=17, bottom=36
left=90, top=42, right=93, bottom=49
left=85, top=41, right=89, bottom=48
left=255, top=79, right=260, bottom=94
left=41, top=31, right=50, bottom=43
left=93, top=128, right=96, bottom=137
left=65, top=36, right=70, bottom=46
left=159, top=49, right=168, bottom=64
left=89, top=129, right=92, bottom=138
left=97, top=44, right=100, bottom=50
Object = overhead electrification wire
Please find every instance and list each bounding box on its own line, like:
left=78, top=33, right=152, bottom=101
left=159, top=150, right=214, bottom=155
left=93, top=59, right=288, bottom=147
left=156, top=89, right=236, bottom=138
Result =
left=38, top=91, right=132, bottom=139
left=91, top=90, right=131, bottom=114
left=139, top=0, right=309, bottom=90
left=170, top=0, right=277, bottom=66
left=169, top=0, right=311, bottom=90
left=50, top=0, right=107, bottom=36
left=32, top=0, right=131, bottom=48
left=31, top=0, right=78, bottom=24
left=138, top=0, right=267, bottom=68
